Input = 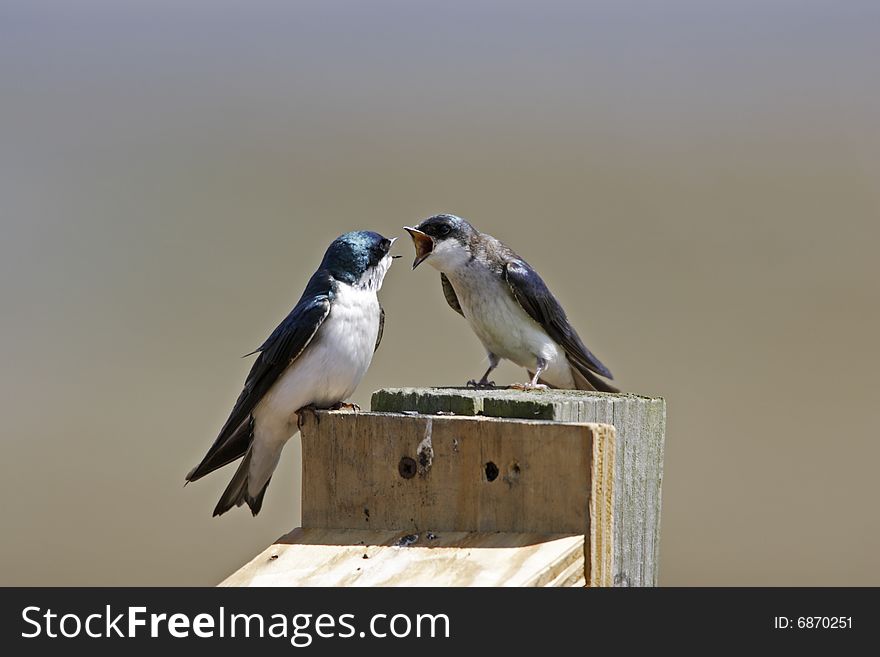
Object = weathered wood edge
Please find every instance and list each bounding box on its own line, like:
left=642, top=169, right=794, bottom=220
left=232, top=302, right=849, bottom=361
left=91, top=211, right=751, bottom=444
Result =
left=588, top=423, right=615, bottom=587
left=371, top=387, right=663, bottom=420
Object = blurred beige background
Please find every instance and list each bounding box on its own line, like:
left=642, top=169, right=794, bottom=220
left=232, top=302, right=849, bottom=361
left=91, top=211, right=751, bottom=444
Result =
left=1, top=1, right=878, bottom=586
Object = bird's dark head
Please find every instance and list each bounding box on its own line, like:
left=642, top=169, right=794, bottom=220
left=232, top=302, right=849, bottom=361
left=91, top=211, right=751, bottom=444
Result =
left=404, top=214, right=476, bottom=271
left=321, top=231, right=397, bottom=289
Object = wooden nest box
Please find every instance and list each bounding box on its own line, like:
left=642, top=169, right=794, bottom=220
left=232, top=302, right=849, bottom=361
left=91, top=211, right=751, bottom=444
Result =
left=221, top=387, right=666, bottom=587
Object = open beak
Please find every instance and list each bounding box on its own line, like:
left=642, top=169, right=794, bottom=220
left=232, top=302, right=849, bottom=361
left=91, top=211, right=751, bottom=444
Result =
left=404, top=226, right=434, bottom=269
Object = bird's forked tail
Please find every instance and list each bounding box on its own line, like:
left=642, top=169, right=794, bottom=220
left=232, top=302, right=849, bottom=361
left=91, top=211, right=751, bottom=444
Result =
left=212, top=447, right=272, bottom=517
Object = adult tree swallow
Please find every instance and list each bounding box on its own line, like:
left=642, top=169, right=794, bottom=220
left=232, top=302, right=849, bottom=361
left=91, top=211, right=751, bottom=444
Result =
left=404, top=214, right=617, bottom=392
left=186, top=231, right=397, bottom=516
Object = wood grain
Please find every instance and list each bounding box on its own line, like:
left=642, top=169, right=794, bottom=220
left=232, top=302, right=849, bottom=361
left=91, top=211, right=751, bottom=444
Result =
left=219, top=528, right=589, bottom=587
left=299, top=411, right=608, bottom=535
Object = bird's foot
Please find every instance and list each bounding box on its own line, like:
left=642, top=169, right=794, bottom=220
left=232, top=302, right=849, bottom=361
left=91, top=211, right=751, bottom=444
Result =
left=296, top=404, right=320, bottom=430
left=510, top=382, right=549, bottom=391
left=466, top=379, right=496, bottom=389
left=330, top=401, right=361, bottom=412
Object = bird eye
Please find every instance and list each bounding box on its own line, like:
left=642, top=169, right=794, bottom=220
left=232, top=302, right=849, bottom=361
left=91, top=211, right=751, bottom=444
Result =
left=437, top=224, right=451, bottom=237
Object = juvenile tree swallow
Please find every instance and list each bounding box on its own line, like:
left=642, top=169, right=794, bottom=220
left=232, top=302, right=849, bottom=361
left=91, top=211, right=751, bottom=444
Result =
left=186, top=231, right=397, bottom=516
left=404, top=214, right=617, bottom=392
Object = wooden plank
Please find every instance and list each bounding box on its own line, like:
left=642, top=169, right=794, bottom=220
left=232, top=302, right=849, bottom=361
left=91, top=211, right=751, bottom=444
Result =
left=219, top=528, right=587, bottom=587
left=299, top=411, right=610, bottom=535
left=589, top=423, right=615, bottom=587
left=371, top=387, right=665, bottom=587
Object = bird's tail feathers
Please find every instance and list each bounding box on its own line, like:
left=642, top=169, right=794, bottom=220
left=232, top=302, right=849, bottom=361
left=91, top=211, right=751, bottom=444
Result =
left=185, top=416, right=254, bottom=484
left=570, top=361, right=620, bottom=393
left=212, top=448, right=272, bottom=517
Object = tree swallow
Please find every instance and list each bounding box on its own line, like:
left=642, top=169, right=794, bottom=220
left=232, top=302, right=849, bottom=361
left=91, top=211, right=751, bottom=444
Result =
left=186, top=231, right=398, bottom=516
left=404, top=214, right=617, bottom=392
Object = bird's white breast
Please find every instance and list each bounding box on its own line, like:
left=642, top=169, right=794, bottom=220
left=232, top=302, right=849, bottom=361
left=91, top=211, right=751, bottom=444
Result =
left=255, top=281, right=381, bottom=439
left=245, top=277, right=385, bottom=498
left=446, top=264, right=574, bottom=387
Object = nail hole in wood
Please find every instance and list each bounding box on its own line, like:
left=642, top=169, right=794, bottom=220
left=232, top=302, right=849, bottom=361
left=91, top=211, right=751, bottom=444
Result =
left=398, top=456, right=417, bottom=479
left=485, top=461, right=499, bottom=482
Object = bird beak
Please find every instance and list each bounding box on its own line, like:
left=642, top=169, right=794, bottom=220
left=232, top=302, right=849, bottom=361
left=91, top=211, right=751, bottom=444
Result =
left=404, top=227, right=434, bottom=269
left=387, top=236, right=402, bottom=259
left=385, top=237, right=403, bottom=260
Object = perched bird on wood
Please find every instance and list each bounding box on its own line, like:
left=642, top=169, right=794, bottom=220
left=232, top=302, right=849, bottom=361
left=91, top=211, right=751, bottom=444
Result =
left=186, top=231, right=398, bottom=516
left=404, top=214, right=617, bottom=392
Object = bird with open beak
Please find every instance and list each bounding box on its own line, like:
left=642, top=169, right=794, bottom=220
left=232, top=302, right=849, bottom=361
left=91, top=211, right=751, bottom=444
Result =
left=404, top=214, right=617, bottom=392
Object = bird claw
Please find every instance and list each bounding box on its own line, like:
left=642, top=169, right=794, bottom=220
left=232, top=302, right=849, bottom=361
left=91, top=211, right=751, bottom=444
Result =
left=510, top=382, right=549, bottom=391
left=330, top=401, right=361, bottom=412
left=466, top=379, right=496, bottom=389
left=296, top=404, right=320, bottom=430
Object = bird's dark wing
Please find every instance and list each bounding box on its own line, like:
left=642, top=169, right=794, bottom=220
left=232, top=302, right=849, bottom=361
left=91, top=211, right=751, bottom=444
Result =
left=186, top=271, right=334, bottom=483
left=440, top=273, right=465, bottom=317
left=504, top=260, right=616, bottom=388
left=375, top=305, right=385, bottom=352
